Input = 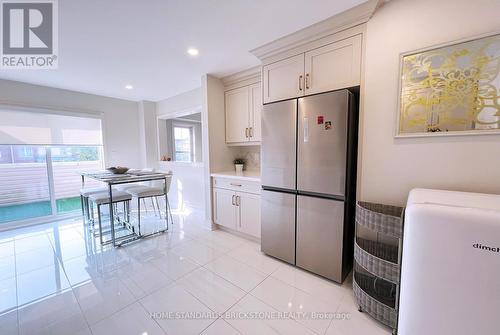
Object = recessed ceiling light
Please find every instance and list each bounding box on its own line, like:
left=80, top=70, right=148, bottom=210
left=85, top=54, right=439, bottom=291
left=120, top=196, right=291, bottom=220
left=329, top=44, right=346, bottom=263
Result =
left=125, top=84, right=133, bottom=90
left=187, top=48, right=199, bottom=56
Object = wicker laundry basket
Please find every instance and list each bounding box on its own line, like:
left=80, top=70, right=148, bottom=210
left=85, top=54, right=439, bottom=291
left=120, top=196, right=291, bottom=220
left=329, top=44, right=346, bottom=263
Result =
left=353, top=201, right=404, bottom=334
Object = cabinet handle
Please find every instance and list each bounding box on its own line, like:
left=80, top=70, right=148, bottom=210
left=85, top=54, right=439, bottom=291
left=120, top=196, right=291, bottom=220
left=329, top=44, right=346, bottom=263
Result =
left=230, top=183, right=242, bottom=187
left=231, top=195, right=236, bottom=206
left=249, top=127, right=253, bottom=138
left=236, top=196, right=240, bottom=206
left=298, top=75, right=303, bottom=91
left=305, top=73, right=310, bottom=89
left=245, top=128, right=249, bottom=138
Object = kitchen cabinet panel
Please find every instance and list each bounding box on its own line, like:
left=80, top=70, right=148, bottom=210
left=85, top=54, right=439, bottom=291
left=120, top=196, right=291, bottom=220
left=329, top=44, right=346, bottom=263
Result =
left=213, top=187, right=237, bottom=230
left=304, top=35, right=362, bottom=95
left=225, top=86, right=250, bottom=143
left=237, top=192, right=261, bottom=238
left=263, top=54, right=304, bottom=104
left=249, top=83, right=262, bottom=142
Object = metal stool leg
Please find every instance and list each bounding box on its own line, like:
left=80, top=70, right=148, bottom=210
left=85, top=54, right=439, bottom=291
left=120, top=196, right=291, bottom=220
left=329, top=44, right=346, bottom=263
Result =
left=97, top=204, right=104, bottom=245
left=155, top=196, right=162, bottom=219
left=150, top=198, right=157, bottom=216
left=167, top=196, right=173, bottom=225
left=80, top=195, right=85, bottom=219
left=137, top=198, right=141, bottom=235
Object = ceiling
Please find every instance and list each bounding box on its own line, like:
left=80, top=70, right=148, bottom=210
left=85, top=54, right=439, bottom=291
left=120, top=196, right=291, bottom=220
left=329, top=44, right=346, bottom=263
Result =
left=0, top=0, right=368, bottom=101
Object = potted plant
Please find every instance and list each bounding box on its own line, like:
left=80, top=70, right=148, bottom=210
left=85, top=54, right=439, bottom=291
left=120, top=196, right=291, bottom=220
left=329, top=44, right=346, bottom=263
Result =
left=234, top=158, right=245, bottom=173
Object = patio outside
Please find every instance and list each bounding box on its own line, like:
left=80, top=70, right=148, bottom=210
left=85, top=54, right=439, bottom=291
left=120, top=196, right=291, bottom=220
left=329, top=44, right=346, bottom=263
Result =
left=0, top=145, right=103, bottom=224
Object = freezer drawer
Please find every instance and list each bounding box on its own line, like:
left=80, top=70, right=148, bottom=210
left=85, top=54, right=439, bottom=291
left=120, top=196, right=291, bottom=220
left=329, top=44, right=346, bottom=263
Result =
left=296, top=195, right=345, bottom=282
left=261, top=99, right=297, bottom=190
left=261, top=190, right=296, bottom=264
left=297, top=90, right=349, bottom=197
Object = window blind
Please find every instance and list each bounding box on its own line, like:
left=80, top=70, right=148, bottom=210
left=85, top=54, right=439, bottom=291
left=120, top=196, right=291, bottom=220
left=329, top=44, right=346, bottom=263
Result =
left=0, top=110, right=103, bottom=145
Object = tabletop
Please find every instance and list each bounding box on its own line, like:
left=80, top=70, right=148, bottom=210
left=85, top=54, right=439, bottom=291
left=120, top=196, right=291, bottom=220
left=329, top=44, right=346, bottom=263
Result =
left=81, top=171, right=171, bottom=185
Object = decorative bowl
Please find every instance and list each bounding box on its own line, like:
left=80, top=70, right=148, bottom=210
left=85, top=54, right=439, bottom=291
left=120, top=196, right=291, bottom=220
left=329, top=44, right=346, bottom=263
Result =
left=107, top=166, right=129, bottom=174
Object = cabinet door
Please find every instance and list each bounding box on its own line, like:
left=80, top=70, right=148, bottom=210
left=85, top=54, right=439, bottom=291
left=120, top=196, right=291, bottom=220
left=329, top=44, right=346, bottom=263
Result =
left=213, top=188, right=237, bottom=229
left=249, top=83, right=262, bottom=142
left=236, top=192, right=261, bottom=238
left=262, top=54, right=304, bottom=104
left=225, top=86, right=250, bottom=143
left=304, top=35, right=362, bottom=95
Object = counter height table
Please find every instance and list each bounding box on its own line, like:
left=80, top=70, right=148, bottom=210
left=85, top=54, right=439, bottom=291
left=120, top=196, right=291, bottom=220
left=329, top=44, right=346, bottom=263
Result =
left=81, top=171, right=171, bottom=247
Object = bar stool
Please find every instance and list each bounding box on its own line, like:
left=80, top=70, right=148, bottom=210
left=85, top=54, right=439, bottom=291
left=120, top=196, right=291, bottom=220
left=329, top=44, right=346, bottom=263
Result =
left=80, top=187, right=108, bottom=223
left=125, top=174, right=173, bottom=234
left=115, top=168, right=155, bottom=213
left=88, top=190, right=132, bottom=245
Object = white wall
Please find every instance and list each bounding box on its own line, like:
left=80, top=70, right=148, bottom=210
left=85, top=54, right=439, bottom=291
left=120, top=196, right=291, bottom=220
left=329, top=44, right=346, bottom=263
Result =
left=138, top=100, right=158, bottom=168
left=158, top=161, right=205, bottom=212
left=157, top=88, right=201, bottom=117
left=360, top=0, right=500, bottom=206
left=0, top=79, right=142, bottom=168
left=156, top=87, right=206, bottom=215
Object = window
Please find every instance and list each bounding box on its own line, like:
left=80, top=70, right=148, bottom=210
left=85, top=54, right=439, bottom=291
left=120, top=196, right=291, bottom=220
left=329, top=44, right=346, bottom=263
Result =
left=173, top=126, right=194, bottom=162
left=0, top=109, right=104, bottom=225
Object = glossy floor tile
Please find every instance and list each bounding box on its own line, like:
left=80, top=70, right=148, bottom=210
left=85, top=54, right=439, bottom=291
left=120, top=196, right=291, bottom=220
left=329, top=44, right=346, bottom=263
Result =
left=16, top=264, right=71, bottom=306
left=0, top=277, right=17, bottom=313
left=179, top=267, right=246, bottom=313
left=252, top=276, right=338, bottom=334
left=225, top=294, right=316, bottom=335
left=140, top=284, right=216, bottom=335
left=0, top=255, right=16, bottom=281
left=171, top=240, right=225, bottom=265
left=0, top=209, right=390, bottom=335
left=204, top=255, right=267, bottom=292
left=200, top=318, right=241, bottom=335
left=90, top=302, right=165, bottom=335
left=17, top=290, right=88, bottom=335
left=72, top=275, right=137, bottom=325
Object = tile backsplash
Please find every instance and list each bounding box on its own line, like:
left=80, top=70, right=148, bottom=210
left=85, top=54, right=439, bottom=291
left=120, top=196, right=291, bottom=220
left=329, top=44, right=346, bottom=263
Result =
left=236, top=146, right=260, bottom=171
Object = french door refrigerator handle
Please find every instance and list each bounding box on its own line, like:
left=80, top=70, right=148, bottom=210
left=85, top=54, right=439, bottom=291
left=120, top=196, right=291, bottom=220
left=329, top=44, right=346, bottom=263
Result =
left=303, top=117, right=309, bottom=142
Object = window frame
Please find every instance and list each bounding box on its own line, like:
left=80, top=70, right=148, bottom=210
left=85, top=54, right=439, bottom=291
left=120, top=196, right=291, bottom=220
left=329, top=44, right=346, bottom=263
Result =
left=0, top=105, right=106, bottom=229
left=172, top=123, right=194, bottom=163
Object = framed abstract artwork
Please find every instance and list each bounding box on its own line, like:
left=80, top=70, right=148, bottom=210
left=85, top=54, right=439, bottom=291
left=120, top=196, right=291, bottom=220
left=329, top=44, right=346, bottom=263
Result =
left=396, top=33, right=500, bottom=137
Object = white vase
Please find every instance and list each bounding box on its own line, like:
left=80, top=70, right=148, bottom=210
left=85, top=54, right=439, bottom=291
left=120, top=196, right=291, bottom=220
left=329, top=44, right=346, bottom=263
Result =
left=235, top=164, right=244, bottom=173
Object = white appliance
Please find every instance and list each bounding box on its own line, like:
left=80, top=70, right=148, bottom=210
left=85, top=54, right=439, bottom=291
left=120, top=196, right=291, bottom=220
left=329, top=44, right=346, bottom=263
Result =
left=399, top=188, right=500, bottom=335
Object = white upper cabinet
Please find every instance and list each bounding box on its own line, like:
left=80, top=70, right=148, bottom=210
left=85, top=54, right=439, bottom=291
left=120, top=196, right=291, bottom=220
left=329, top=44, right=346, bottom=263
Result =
left=225, top=82, right=262, bottom=144
left=225, top=86, right=250, bottom=143
left=261, top=34, right=362, bottom=104
left=249, top=83, right=262, bottom=142
left=262, top=54, right=304, bottom=104
left=304, top=35, right=362, bottom=95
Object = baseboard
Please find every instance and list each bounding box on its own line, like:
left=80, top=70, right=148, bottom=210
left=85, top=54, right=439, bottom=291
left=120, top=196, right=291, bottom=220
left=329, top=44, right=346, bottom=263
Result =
left=216, top=225, right=261, bottom=244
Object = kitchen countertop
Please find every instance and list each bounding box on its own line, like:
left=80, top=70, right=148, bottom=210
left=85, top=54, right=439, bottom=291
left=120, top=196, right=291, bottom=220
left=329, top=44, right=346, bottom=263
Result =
left=211, top=170, right=261, bottom=182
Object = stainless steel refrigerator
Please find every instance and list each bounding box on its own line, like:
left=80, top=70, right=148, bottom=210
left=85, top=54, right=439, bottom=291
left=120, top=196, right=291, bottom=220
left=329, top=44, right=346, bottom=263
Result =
left=261, top=89, right=358, bottom=283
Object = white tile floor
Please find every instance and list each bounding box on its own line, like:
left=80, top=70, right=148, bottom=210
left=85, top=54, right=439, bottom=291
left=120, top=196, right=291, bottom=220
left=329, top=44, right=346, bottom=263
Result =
left=0, top=210, right=392, bottom=335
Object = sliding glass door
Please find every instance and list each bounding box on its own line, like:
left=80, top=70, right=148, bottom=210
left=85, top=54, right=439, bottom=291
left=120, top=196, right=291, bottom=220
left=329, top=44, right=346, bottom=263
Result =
left=0, top=145, right=52, bottom=222
left=0, top=145, right=104, bottom=224
left=0, top=109, right=104, bottom=226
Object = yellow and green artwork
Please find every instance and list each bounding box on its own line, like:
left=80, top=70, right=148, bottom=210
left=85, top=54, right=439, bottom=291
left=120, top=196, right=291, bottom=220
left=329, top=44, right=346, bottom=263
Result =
left=398, top=34, right=500, bottom=136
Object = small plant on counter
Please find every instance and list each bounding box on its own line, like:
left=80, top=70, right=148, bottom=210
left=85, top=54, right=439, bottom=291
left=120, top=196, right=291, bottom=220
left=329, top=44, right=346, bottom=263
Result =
left=233, top=158, right=245, bottom=165
left=234, top=158, right=245, bottom=173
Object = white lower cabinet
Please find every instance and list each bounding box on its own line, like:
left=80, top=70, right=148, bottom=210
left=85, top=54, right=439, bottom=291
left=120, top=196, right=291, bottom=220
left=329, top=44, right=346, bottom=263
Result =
left=213, top=184, right=261, bottom=239
left=237, top=192, right=261, bottom=238
left=213, top=188, right=237, bottom=230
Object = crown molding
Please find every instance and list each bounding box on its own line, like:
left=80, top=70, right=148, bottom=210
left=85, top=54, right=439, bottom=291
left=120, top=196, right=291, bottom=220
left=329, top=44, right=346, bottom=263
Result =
left=250, top=0, right=382, bottom=61
left=221, top=66, right=260, bottom=86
